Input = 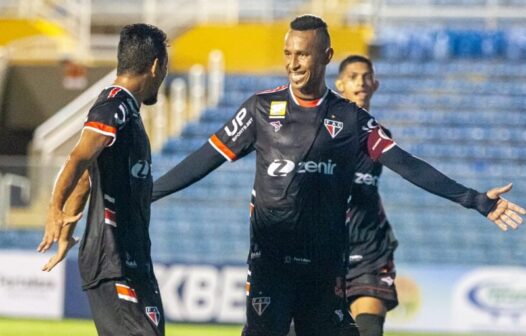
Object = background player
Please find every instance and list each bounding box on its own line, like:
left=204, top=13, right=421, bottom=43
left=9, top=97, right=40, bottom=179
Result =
left=151, top=15, right=524, bottom=336
left=336, top=55, right=397, bottom=336
left=37, top=23, right=168, bottom=336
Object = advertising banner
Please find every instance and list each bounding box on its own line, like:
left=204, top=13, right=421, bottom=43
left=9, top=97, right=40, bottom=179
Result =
left=0, top=250, right=65, bottom=318
left=386, top=265, right=526, bottom=334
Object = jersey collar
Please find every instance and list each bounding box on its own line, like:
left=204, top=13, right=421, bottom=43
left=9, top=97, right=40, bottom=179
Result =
left=289, top=85, right=329, bottom=108
left=108, top=85, right=140, bottom=110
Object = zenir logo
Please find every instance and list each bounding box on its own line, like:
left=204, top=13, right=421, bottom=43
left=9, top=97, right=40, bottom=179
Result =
left=131, top=160, right=150, bottom=179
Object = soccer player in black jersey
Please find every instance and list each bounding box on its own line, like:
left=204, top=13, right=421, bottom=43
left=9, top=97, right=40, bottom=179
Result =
left=37, top=24, right=168, bottom=336
left=152, top=15, right=524, bottom=336
left=336, top=55, right=397, bottom=336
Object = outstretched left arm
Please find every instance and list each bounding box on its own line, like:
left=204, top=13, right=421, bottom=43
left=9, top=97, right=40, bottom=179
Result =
left=378, top=145, right=525, bottom=230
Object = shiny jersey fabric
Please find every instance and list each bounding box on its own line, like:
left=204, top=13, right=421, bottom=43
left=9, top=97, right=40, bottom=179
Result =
left=209, top=85, right=393, bottom=276
left=79, top=86, right=154, bottom=289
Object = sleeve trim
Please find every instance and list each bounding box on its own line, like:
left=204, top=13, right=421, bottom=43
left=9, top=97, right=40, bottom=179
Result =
left=208, top=135, right=237, bottom=162
left=382, top=142, right=397, bottom=154
left=83, top=122, right=117, bottom=147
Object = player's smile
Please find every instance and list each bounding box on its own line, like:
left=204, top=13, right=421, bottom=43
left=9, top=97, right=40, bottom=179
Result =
left=290, top=71, right=308, bottom=84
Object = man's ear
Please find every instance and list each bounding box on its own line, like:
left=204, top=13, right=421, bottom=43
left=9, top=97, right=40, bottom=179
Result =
left=150, top=58, right=159, bottom=77
left=373, top=79, right=380, bottom=93
left=335, top=78, right=344, bottom=93
left=324, top=47, right=334, bottom=65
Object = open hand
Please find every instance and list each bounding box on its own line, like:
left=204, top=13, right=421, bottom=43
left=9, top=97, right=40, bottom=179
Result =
left=486, top=183, right=525, bottom=231
left=42, top=236, right=80, bottom=272
left=37, top=208, right=82, bottom=253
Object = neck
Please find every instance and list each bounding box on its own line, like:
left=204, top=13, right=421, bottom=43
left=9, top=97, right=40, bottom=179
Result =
left=113, top=75, right=146, bottom=104
left=292, top=81, right=328, bottom=101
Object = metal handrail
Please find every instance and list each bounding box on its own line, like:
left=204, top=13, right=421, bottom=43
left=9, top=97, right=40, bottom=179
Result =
left=32, top=69, right=117, bottom=154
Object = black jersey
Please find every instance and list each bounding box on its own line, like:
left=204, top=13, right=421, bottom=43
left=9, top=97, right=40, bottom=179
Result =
left=209, top=85, right=394, bottom=275
left=346, top=138, right=398, bottom=279
left=79, top=86, right=154, bottom=289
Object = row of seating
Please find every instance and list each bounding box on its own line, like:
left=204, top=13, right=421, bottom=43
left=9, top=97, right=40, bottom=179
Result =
left=378, top=28, right=526, bottom=60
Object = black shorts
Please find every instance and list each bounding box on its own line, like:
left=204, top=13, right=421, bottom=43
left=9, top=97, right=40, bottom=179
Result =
left=345, top=262, right=398, bottom=311
left=85, top=276, right=165, bottom=336
left=242, top=258, right=359, bottom=336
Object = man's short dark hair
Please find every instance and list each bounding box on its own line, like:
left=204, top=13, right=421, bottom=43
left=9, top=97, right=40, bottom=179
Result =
left=290, top=14, right=331, bottom=49
left=117, top=23, right=168, bottom=75
left=338, top=55, right=374, bottom=75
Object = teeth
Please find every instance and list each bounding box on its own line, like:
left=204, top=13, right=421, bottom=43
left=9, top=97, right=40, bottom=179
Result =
left=291, top=73, right=305, bottom=81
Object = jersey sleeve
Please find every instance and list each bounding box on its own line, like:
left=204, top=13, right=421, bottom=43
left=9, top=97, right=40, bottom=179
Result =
left=357, top=108, right=396, bottom=161
left=208, top=96, right=257, bottom=161
left=83, top=100, right=129, bottom=147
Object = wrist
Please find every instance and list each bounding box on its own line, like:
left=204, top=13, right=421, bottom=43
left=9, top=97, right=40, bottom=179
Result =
left=476, top=192, right=499, bottom=216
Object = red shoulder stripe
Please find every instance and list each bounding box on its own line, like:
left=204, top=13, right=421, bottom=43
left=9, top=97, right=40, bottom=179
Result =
left=256, top=84, right=288, bottom=95
left=108, top=87, right=122, bottom=98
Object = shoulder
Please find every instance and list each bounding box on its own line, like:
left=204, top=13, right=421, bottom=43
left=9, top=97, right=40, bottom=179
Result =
left=88, top=88, right=135, bottom=128
left=326, top=90, right=362, bottom=123
left=93, top=86, right=138, bottom=114
left=255, top=84, right=288, bottom=97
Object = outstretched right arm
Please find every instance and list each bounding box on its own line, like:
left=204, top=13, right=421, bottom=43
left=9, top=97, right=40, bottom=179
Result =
left=153, top=97, right=258, bottom=202
left=152, top=142, right=226, bottom=202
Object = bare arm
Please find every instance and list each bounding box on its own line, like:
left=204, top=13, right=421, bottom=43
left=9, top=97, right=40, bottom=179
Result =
left=37, top=129, right=110, bottom=252
left=42, top=171, right=91, bottom=271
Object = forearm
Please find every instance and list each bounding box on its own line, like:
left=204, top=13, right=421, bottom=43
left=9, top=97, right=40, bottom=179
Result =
left=379, top=146, right=497, bottom=215
left=50, top=155, right=91, bottom=211
left=152, top=142, right=226, bottom=202
left=63, top=170, right=90, bottom=214
left=56, top=170, right=90, bottom=240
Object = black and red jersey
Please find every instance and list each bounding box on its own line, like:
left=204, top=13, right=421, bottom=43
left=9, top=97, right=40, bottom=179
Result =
left=346, top=135, right=398, bottom=279
left=209, top=85, right=395, bottom=274
left=79, top=86, right=154, bottom=289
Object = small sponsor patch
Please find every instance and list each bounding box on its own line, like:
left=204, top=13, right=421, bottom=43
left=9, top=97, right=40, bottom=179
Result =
left=334, top=309, right=344, bottom=322
left=115, top=283, right=137, bottom=303
left=324, top=119, right=344, bottom=138
left=145, top=306, right=161, bottom=326
left=103, top=194, right=115, bottom=204
left=269, top=121, right=283, bottom=132
left=380, top=276, right=394, bottom=287
left=252, top=297, right=271, bottom=316
left=269, top=101, right=287, bottom=119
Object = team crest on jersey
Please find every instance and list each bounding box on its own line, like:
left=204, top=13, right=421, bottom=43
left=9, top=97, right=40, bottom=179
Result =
left=269, top=121, right=283, bottom=132
left=269, top=101, right=287, bottom=119
left=324, top=119, right=344, bottom=138
left=252, top=297, right=271, bottom=316
left=145, top=306, right=161, bottom=326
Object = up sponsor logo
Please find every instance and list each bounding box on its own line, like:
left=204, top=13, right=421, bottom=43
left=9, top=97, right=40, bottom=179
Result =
left=267, top=159, right=336, bottom=177
left=224, top=108, right=253, bottom=142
